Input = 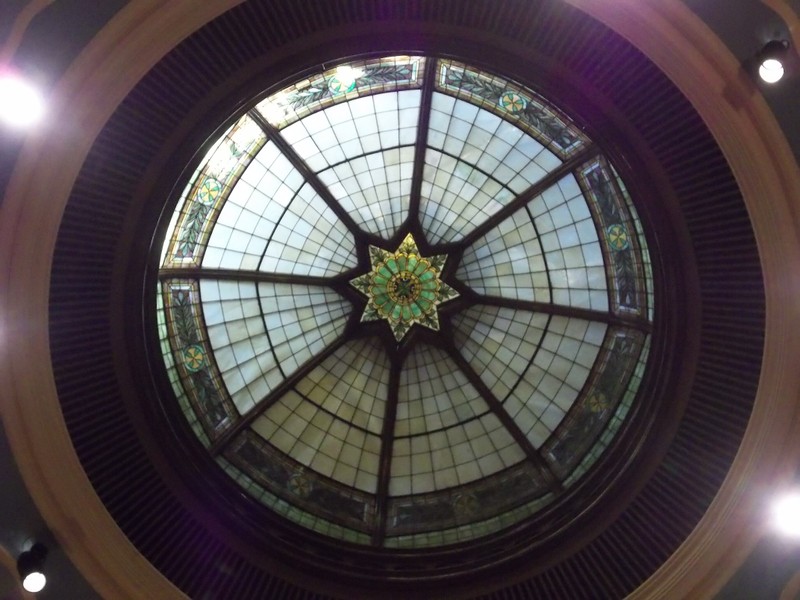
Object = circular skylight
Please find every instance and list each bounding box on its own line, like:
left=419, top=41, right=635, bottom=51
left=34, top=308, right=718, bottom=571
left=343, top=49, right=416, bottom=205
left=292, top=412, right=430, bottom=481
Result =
left=156, top=56, right=653, bottom=549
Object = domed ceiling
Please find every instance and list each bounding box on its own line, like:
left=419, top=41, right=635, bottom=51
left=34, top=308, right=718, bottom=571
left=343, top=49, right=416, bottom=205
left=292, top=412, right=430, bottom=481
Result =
left=155, top=55, right=653, bottom=548
left=25, top=0, right=772, bottom=597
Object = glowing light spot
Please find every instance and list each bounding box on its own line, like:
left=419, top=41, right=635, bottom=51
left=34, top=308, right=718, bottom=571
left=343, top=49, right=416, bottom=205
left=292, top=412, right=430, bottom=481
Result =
left=22, top=571, right=46, bottom=593
left=771, top=491, right=800, bottom=537
left=0, top=74, right=45, bottom=127
left=759, top=58, right=785, bottom=84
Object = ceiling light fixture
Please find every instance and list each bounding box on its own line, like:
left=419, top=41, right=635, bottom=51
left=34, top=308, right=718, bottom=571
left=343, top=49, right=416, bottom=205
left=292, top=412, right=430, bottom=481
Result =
left=771, top=491, right=800, bottom=538
left=16, top=543, right=48, bottom=593
left=757, top=40, right=790, bottom=84
left=0, top=71, right=45, bottom=128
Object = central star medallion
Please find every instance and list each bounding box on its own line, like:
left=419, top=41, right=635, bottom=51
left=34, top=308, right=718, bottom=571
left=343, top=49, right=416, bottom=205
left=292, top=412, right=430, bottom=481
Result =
left=350, top=234, right=459, bottom=341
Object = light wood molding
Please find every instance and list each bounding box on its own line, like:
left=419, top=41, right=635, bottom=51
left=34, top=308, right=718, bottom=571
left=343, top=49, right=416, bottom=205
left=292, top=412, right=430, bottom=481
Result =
left=563, top=0, right=800, bottom=596
left=2, top=0, right=800, bottom=598
left=0, top=1, right=242, bottom=598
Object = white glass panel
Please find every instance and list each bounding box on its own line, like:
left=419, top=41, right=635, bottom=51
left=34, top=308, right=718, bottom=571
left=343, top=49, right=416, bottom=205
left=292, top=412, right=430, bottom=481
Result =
left=395, top=344, right=489, bottom=437
left=282, top=89, right=421, bottom=172
left=317, top=146, right=414, bottom=239
left=452, top=306, right=549, bottom=402
left=419, top=148, right=515, bottom=244
left=390, top=413, right=525, bottom=495
left=295, top=338, right=390, bottom=435
left=202, top=141, right=302, bottom=270
left=253, top=390, right=382, bottom=492
left=504, top=317, right=607, bottom=448
left=259, top=183, right=358, bottom=276
left=258, top=282, right=351, bottom=377
left=458, top=205, right=550, bottom=302
left=528, top=176, right=608, bottom=311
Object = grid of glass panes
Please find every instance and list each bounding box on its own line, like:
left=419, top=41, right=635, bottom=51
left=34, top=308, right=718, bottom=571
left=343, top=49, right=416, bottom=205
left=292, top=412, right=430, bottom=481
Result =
left=284, top=90, right=421, bottom=239
left=434, top=59, right=589, bottom=159
left=253, top=387, right=383, bottom=493
left=452, top=306, right=549, bottom=401
left=457, top=206, right=550, bottom=302
left=255, top=55, right=425, bottom=131
left=199, top=280, right=350, bottom=415
left=528, top=176, right=608, bottom=311
left=293, top=338, right=389, bottom=436
left=454, top=308, right=606, bottom=449
left=257, top=282, right=351, bottom=376
left=390, top=411, right=525, bottom=496
left=395, top=344, right=489, bottom=437
left=249, top=338, right=390, bottom=492
left=202, top=142, right=359, bottom=275
left=163, top=115, right=266, bottom=268
left=420, top=94, right=562, bottom=244
left=155, top=54, right=657, bottom=549
left=508, top=316, right=606, bottom=447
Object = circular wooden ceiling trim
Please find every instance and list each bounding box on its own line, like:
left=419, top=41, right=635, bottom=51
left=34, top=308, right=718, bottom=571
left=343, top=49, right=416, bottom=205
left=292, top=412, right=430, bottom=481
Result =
left=1, top=1, right=795, bottom=598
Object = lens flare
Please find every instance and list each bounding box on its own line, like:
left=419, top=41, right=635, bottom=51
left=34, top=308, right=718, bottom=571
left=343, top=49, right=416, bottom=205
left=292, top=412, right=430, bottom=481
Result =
left=0, top=74, right=45, bottom=127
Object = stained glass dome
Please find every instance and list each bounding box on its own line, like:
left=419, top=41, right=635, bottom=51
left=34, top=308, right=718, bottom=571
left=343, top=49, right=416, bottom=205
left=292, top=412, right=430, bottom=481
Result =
left=156, top=55, right=653, bottom=549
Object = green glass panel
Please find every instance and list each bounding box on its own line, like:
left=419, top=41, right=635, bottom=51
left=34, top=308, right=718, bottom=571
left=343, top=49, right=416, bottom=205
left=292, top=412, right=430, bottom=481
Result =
left=350, top=234, right=459, bottom=342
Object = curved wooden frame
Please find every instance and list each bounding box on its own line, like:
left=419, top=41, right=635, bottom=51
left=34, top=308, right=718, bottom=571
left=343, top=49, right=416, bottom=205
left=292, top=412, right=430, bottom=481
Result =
left=563, top=2, right=800, bottom=597
left=0, top=547, right=33, bottom=600
left=1, top=0, right=799, bottom=598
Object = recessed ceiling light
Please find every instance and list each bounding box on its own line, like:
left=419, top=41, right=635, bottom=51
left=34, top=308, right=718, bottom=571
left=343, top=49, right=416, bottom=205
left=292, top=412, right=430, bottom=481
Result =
left=757, top=40, right=790, bottom=84
left=17, top=543, right=48, bottom=593
left=22, top=571, right=46, bottom=593
left=759, top=58, right=785, bottom=84
left=0, top=73, right=45, bottom=128
left=771, top=491, right=800, bottom=537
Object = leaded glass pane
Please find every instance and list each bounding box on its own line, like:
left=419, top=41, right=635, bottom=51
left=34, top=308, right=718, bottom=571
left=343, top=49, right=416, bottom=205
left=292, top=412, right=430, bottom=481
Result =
left=390, top=412, right=526, bottom=496
left=201, top=140, right=302, bottom=270
left=255, top=56, right=425, bottom=130
left=435, top=59, right=589, bottom=158
left=280, top=89, right=420, bottom=238
left=528, top=175, right=608, bottom=311
left=221, top=438, right=377, bottom=535
left=452, top=306, right=549, bottom=403
left=395, top=344, right=489, bottom=438
left=294, top=337, right=390, bottom=436
left=543, top=327, right=647, bottom=477
left=577, top=156, right=648, bottom=315
left=184, top=279, right=350, bottom=415
left=457, top=205, right=550, bottom=302
left=385, top=490, right=554, bottom=548
left=419, top=148, right=514, bottom=245
left=156, top=54, right=655, bottom=550
left=254, top=383, right=383, bottom=493
left=157, top=289, right=210, bottom=447
left=615, top=165, right=655, bottom=321
left=504, top=316, right=606, bottom=448
left=160, top=279, right=237, bottom=437
left=257, top=182, right=358, bottom=276
left=317, top=147, right=414, bottom=239
left=257, top=282, right=351, bottom=378
left=564, top=334, right=651, bottom=485
left=163, top=114, right=266, bottom=267
left=281, top=90, right=420, bottom=172
left=426, top=92, right=561, bottom=193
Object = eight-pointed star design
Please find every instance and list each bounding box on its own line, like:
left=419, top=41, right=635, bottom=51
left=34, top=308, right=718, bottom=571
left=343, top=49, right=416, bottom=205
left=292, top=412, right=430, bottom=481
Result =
left=350, top=234, right=459, bottom=341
